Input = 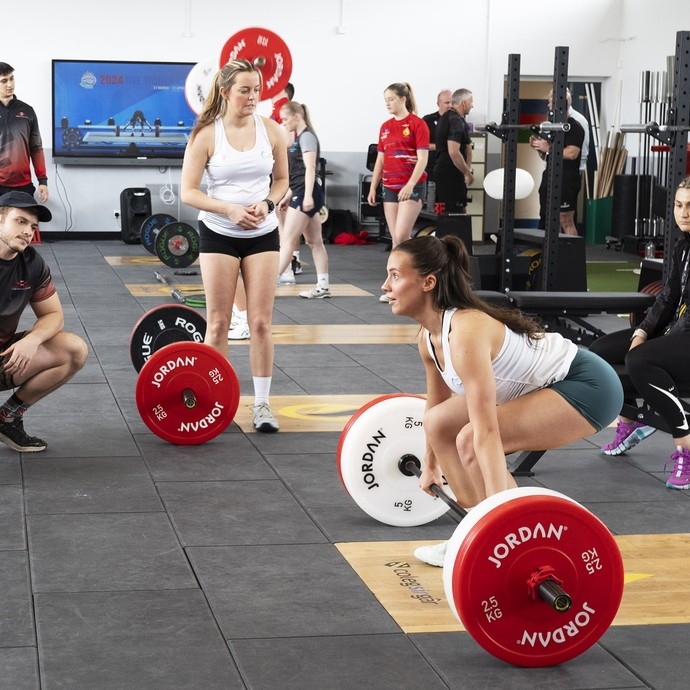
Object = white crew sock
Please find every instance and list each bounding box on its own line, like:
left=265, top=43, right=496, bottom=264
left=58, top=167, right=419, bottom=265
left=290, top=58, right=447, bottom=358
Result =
left=253, top=376, right=272, bottom=406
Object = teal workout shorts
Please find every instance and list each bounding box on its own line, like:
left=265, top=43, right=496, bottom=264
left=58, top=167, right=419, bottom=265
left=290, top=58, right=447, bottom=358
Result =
left=549, top=348, right=623, bottom=431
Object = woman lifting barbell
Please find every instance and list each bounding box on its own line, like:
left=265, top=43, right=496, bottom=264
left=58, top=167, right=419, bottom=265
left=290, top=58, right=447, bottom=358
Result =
left=381, top=234, right=623, bottom=566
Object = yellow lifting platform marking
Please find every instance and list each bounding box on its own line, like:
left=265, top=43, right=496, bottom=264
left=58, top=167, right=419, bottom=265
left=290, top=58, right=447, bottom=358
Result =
left=335, top=537, right=677, bottom=634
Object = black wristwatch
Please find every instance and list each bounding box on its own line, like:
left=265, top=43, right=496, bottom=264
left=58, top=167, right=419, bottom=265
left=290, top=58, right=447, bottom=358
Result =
left=263, top=198, right=275, bottom=214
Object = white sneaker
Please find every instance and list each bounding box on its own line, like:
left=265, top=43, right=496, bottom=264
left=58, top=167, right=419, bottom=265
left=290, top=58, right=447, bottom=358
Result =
left=253, top=403, right=279, bottom=432
left=278, top=272, right=296, bottom=285
left=299, top=286, right=331, bottom=299
left=413, top=541, right=448, bottom=567
left=379, top=293, right=392, bottom=303
left=228, top=321, right=250, bottom=340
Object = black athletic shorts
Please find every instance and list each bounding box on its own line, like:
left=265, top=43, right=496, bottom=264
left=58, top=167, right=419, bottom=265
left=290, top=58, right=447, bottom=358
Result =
left=0, top=331, right=27, bottom=391
left=199, top=222, right=279, bottom=259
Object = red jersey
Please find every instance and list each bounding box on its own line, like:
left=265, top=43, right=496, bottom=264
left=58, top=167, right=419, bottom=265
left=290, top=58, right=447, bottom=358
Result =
left=377, top=113, right=429, bottom=190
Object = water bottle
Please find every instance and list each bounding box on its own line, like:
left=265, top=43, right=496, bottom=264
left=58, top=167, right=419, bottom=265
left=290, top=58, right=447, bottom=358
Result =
left=645, top=241, right=656, bottom=259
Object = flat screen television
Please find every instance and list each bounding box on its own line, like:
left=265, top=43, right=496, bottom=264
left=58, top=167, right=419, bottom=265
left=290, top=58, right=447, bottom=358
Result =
left=51, top=59, right=198, bottom=166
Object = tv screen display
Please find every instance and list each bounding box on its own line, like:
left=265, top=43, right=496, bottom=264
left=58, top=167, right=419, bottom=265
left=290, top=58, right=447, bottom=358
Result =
left=52, top=59, right=198, bottom=166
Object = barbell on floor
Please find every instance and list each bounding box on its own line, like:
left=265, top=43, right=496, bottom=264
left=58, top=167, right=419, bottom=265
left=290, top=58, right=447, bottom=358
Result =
left=139, top=213, right=200, bottom=268
left=337, top=393, right=625, bottom=667
left=129, top=305, right=239, bottom=445
left=135, top=341, right=240, bottom=445
left=129, top=304, right=207, bottom=372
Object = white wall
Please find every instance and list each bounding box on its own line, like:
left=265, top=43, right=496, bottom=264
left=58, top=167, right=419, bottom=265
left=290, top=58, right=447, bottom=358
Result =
left=4, top=0, right=689, bottom=233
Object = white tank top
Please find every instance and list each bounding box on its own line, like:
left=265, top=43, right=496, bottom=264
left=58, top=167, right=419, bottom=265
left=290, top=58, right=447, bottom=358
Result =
left=425, top=308, right=577, bottom=403
left=199, top=114, right=276, bottom=238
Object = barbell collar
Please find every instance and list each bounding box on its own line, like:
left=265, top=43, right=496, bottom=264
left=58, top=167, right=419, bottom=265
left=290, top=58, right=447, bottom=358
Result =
left=399, top=454, right=468, bottom=519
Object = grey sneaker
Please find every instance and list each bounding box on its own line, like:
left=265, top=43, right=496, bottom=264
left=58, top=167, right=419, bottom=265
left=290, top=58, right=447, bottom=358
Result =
left=299, top=286, right=331, bottom=299
left=0, top=418, right=47, bottom=452
left=413, top=541, right=448, bottom=567
left=277, top=272, right=296, bottom=286
left=253, top=403, right=279, bottom=432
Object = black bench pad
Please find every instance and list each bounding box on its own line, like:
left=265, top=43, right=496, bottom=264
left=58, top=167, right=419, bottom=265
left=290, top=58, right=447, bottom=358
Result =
left=507, top=291, right=654, bottom=314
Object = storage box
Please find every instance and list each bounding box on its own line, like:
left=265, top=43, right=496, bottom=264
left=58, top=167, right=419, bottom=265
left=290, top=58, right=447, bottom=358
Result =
left=585, top=197, right=613, bottom=245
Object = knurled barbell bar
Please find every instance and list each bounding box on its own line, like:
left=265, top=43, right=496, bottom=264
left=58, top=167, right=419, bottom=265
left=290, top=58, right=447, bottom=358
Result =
left=398, top=453, right=573, bottom=614
left=337, top=393, right=625, bottom=667
left=620, top=122, right=690, bottom=133
left=478, top=121, right=571, bottom=133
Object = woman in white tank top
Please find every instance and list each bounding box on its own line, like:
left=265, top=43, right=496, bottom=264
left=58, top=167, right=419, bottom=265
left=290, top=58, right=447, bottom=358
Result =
left=181, top=60, right=289, bottom=432
left=381, top=234, right=622, bottom=565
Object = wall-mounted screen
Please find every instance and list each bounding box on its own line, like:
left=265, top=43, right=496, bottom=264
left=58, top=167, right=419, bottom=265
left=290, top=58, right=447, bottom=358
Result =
left=52, top=59, right=197, bottom=166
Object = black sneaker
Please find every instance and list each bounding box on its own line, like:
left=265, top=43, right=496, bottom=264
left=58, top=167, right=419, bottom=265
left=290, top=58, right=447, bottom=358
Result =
left=0, top=418, right=47, bottom=452
left=291, top=257, right=303, bottom=275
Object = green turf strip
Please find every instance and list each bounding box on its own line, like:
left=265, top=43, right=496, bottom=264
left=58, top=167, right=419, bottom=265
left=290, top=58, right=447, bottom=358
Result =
left=586, top=261, right=640, bottom=292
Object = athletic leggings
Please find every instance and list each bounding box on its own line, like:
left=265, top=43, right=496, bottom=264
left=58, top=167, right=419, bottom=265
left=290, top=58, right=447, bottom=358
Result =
left=589, top=328, right=690, bottom=436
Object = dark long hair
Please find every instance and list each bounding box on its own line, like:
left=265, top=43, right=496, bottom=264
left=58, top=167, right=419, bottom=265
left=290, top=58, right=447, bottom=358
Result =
left=393, top=235, right=544, bottom=339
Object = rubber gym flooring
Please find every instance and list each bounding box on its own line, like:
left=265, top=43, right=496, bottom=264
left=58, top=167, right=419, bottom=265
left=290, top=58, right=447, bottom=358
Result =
left=2, top=239, right=687, bottom=690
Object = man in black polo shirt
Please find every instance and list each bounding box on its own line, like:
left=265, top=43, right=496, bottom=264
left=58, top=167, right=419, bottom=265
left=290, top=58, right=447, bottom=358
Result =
left=434, top=88, right=474, bottom=215
left=0, top=191, right=88, bottom=452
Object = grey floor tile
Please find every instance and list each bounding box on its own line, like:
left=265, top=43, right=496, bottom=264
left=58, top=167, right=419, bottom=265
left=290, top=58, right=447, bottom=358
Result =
left=0, top=451, right=21, bottom=484
left=158, top=480, right=326, bottom=546
left=0, top=551, right=34, bottom=646
left=0, top=486, right=25, bottom=550
left=188, top=544, right=400, bottom=638
left=137, top=433, right=277, bottom=482
left=35, top=590, right=243, bottom=690
left=28, top=513, right=196, bottom=592
left=20, top=411, right=140, bottom=458
left=411, top=632, right=645, bottom=690
left=231, top=635, right=450, bottom=690
left=23, top=456, right=162, bottom=514
left=600, top=623, right=690, bottom=690
left=0, top=648, right=40, bottom=690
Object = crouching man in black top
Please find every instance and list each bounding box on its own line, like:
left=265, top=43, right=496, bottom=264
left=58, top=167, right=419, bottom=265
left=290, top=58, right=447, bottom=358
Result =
left=0, top=191, right=88, bottom=451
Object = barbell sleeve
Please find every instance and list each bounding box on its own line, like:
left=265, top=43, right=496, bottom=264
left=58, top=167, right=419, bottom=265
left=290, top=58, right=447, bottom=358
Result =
left=620, top=122, right=690, bottom=133
left=537, top=579, right=573, bottom=613
left=478, top=122, right=570, bottom=133
left=182, top=388, right=196, bottom=409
